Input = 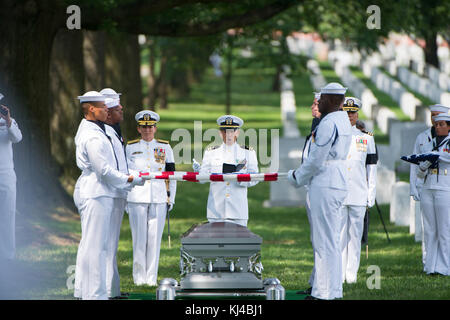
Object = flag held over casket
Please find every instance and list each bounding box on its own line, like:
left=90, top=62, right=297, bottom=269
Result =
left=401, top=153, right=440, bottom=169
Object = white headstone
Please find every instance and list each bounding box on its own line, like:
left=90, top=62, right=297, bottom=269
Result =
left=376, top=164, right=396, bottom=204
left=390, top=181, right=410, bottom=226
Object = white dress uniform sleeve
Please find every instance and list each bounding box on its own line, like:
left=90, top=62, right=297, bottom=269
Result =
left=125, top=144, right=141, bottom=177
left=199, top=149, right=212, bottom=184
left=366, top=135, right=377, bottom=207
left=293, top=119, right=336, bottom=187
left=85, top=136, right=129, bottom=189
left=7, top=118, right=22, bottom=143
left=166, top=145, right=177, bottom=204
left=409, top=135, right=421, bottom=197
left=238, top=149, right=259, bottom=188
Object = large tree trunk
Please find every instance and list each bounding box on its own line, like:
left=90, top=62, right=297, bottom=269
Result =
left=158, top=54, right=169, bottom=109
left=83, top=30, right=106, bottom=90
left=49, top=29, right=85, bottom=186
left=105, top=32, right=143, bottom=140
left=225, top=35, right=234, bottom=114
left=424, top=31, right=439, bottom=69
left=0, top=2, right=64, bottom=210
left=146, top=38, right=158, bottom=110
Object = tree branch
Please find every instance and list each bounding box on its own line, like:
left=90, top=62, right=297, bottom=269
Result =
left=82, top=0, right=302, bottom=37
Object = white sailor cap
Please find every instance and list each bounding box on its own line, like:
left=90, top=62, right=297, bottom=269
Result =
left=135, top=110, right=160, bottom=126
left=105, top=98, right=120, bottom=109
left=320, top=82, right=347, bottom=95
left=343, top=97, right=362, bottom=112
left=77, top=91, right=106, bottom=103
left=0, top=93, right=4, bottom=101
left=429, top=104, right=450, bottom=114
left=314, top=92, right=321, bottom=100
left=217, top=115, right=244, bottom=129
left=433, top=113, right=450, bottom=122
left=100, top=88, right=121, bottom=100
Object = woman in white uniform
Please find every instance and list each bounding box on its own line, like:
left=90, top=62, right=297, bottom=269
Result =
left=126, top=110, right=177, bottom=286
left=417, top=113, right=450, bottom=276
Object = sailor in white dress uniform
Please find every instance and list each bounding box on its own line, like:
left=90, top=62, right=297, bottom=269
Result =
left=340, top=97, right=377, bottom=284
left=194, top=115, right=259, bottom=227
left=126, top=110, right=177, bottom=286
left=288, top=83, right=352, bottom=300
left=417, top=112, right=450, bottom=276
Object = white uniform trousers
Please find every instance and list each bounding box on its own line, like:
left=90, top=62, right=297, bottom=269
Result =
left=305, top=191, right=316, bottom=287
left=309, top=186, right=347, bottom=300
left=128, top=203, right=167, bottom=285
left=106, top=198, right=126, bottom=297
left=420, top=189, right=450, bottom=276
left=0, top=171, right=16, bottom=260
left=208, top=218, right=247, bottom=227
left=73, top=196, right=114, bottom=300
left=340, top=205, right=366, bottom=283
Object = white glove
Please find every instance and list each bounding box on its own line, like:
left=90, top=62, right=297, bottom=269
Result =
left=367, top=199, right=375, bottom=208
left=411, top=189, right=420, bottom=201
left=130, top=176, right=145, bottom=187
left=168, top=203, right=174, bottom=212
left=192, top=158, right=201, bottom=172
left=287, top=169, right=299, bottom=187
left=418, top=160, right=432, bottom=172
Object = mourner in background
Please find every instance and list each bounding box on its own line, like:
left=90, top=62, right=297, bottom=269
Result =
left=0, top=96, right=22, bottom=261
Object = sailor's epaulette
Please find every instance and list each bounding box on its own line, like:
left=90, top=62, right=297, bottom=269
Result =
left=156, top=139, right=169, bottom=144
left=240, top=144, right=254, bottom=151
left=127, top=138, right=141, bottom=145
left=207, top=145, right=220, bottom=151
left=363, top=130, right=374, bottom=136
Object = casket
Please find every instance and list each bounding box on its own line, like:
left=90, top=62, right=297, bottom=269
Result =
left=179, top=222, right=264, bottom=290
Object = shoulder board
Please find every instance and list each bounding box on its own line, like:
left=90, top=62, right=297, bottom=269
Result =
left=156, top=139, right=169, bottom=144
left=361, top=130, right=373, bottom=136
left=207, top=145, right=220, bottom=151
left=240, top=145, right=254, bottom=151
left=127, top=138, right=141, bottom=145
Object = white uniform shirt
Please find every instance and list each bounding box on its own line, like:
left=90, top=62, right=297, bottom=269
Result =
left=343, top=126, right=377, bottom=207
left=410, top=128, right=434, bottom=197
left=74, top=119, right=129, bottom=199
left=126, top=138, right=177, bottom=204
left=422, top=134, right=450, bottom=192
left=294, top=111, right=352, bottom=190
left=200, top=142, right=259, bottom=221
left=105, top=124, right=129, bottom=199
left=0, top=118, right=22, bottom=171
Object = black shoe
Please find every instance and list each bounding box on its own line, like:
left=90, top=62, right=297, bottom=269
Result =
left=120, top=292, right=130, bottom=297
left=296, top=287, right=312, bottom=295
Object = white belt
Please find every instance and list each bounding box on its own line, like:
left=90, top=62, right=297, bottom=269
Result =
left=428, top=169, right=449, bottom=176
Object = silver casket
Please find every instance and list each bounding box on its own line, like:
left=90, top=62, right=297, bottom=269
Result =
left=179, top=222, right=264, bottom=290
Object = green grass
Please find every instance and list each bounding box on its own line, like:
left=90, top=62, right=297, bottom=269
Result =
left=10, top=65, right=450, bottom=300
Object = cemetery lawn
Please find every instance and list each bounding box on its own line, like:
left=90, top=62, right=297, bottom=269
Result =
left=13, top=68, right=449, bottom=300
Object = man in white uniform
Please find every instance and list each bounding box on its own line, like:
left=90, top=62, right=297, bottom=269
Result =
left=101, top=88, right=129, bottom=298
left=288, top=83, right=352, bottom=300
left=194, top=115, right=259, bottom=227
left=126, top=110, right=177, bottom=286
left=73, top=91, right=144, bottom=300
left=410, top=104, right=449, bottom=267
left=417, top=112, right=450, bottom=276
left=340, top=97, right=377, bottom=284
left=0, top=98, right=22, bottom=260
